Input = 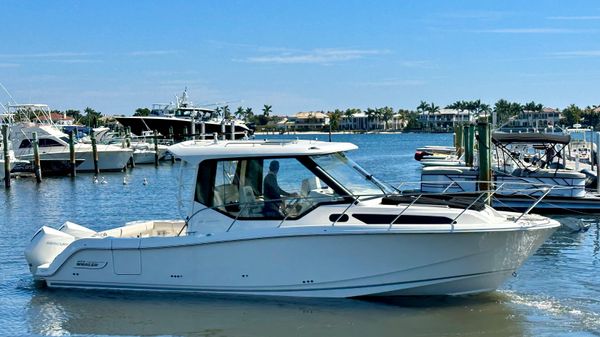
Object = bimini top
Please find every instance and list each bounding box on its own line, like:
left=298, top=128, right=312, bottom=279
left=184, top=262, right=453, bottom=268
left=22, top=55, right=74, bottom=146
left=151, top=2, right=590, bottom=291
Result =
left=492, top=132, right=571, bottom=145
left=168, top=139, right=358, bottom=163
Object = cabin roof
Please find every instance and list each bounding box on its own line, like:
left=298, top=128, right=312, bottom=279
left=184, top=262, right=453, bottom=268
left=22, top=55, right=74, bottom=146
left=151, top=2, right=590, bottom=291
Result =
left=168, top=139, right=358, bottom=163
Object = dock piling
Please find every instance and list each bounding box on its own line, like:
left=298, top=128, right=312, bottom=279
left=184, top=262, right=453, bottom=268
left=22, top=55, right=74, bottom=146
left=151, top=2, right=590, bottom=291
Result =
left=2, top=125, right=10, bottom=188
left=91, top=130, right=99, bottom=175
left=230, top=121, right=235, bottom=140
left=200, top=122, right=206, bottom=140
left=221, top=121, right=226, bottom=140
left=69, top=130, right=76, bottom=177
left=477, top=122, right=492, bottom=200
left=154, top=130, right=159, bottom=167
left=32, top=132, right=42, bottom=183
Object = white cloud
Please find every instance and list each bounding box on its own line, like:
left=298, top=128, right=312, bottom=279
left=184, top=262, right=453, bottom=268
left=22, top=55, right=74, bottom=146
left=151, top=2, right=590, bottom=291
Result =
left=550, top=50, right=600, bottom=57
left=547, top=16, right=600, bottom=20
left=356, top=79, right=426, bottom=87
left=474, top=28, right=595, bottom=33
left=127, top=50, right=180, bottom=56
left=239, top=48, right=389, bottom=65
left=0, top=52, right=92, bottom=58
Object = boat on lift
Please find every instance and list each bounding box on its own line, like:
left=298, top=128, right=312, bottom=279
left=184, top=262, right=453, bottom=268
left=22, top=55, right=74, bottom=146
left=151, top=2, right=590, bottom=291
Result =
left=25, top=139, right=558, bottom=298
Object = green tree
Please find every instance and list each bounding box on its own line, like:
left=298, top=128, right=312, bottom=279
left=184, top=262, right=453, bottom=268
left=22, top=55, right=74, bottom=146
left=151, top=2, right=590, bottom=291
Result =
left=562, top=104, right=582, bottom=127
left=417, top=101, right=429, bottom=113
left=494, top=99, right=522, bottom=125
left=262, top=104, right=272, bottom=117
left=244, top=107, right=254, bottom=122
left=235, top=106, right=245, bottom=120
left=65, top=109, right=82, bottom=122
left=80, top=107, right=103, bottom=127
left=133, top=108, right=151, bottom=116
left=327, top=109, right=343, bottom=131
left=222, top=105, right=231, bottom=119
left=523, top=101, right=543, bottom=112
left=381, top=106, right=394, bottom=130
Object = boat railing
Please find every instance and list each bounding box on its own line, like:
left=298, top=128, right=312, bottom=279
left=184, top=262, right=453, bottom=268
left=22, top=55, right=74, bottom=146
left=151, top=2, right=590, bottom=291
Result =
left=183, top=180, right=560, bottom=234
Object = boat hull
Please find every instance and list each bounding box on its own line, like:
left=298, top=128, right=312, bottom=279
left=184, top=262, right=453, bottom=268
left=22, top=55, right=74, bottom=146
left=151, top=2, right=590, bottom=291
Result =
left=33, top=227, right=555, bottom=298
left=115, top=116, right=251, bottom=140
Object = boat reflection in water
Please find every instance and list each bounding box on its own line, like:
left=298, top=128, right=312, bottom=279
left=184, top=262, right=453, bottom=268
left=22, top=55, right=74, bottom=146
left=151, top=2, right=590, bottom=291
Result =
left=26, top=289, right=525, bottom=337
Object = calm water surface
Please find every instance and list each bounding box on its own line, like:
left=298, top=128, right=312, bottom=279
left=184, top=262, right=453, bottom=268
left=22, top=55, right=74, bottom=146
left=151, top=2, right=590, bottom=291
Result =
left=1, top=133, right=599, bottom=337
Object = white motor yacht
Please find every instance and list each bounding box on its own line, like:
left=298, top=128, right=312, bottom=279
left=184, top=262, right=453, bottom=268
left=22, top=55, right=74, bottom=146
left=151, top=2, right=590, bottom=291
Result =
left=11, top=123, right=132, bottom=172
left=25, top=139, right=559, bottom=298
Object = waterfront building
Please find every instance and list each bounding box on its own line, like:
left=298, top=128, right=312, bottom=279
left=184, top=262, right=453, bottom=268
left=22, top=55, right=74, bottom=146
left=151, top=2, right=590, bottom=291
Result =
left=418, top=109, right=473, bottom=131
left=505, top=108, right=561, bottom=130
left=288, top=111, right=330, bottom=131
left=339, top=112, right=405, bottom=131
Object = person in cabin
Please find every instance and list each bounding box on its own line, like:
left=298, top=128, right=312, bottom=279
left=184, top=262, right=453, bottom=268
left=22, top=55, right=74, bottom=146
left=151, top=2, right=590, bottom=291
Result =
left=263, top=160, right=298, bottom=216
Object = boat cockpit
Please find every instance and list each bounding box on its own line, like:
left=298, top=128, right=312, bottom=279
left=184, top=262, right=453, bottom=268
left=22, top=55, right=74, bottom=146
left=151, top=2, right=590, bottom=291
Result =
left=192, top=150, right=394, bottom=221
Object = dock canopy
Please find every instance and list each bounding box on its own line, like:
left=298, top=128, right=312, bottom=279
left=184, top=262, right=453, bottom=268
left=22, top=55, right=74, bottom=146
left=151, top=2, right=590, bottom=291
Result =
left=492, top=133, right=571, bottom=145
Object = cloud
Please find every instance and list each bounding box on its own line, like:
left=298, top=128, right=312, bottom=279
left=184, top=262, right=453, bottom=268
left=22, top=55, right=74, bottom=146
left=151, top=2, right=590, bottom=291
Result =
left=547, top=16, right=600, bottom=20
left=473, top=28, right=595, bottom=33
left=127, top=50, right=180, bottom=56
left=550, top=50, right=600, bottom=57
left=239, top=48, right=389, bottom=65
left=356, top=79, right=426, bottom=87
left=0, top=52, right=93, bottom=58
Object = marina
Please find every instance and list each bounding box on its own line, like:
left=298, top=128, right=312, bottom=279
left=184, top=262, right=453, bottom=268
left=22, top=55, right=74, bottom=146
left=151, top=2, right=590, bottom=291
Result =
left=2, top=133, right=600, bottom=336
left=2, top=1, right=600, bottom=336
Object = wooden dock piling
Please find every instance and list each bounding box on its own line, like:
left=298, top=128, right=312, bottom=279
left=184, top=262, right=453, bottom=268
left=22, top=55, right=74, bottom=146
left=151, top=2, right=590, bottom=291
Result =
left=2, top=125, right=10, bottom=188
left=154, top=130, right=159, bottom=167
left=91, top=129, right=99, bottom=175
left=69, top=130, right=76, bottom=177
left=32, top=132, right=42, bottom=183
left=200, top=122, right=205, bottom=140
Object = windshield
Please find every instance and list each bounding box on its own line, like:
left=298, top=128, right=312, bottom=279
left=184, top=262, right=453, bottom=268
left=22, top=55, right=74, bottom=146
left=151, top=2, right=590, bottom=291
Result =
left=310, top=152, right=394, bottom=198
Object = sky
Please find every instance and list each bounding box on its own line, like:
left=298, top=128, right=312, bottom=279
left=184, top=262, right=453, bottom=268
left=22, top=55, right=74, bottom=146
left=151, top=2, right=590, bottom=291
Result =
left=1, top=0, right=599, bottom=116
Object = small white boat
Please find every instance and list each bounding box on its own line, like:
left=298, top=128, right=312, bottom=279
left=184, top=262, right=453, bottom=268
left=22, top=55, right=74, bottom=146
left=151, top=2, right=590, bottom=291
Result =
left=25, top=139, right=559, bottom=298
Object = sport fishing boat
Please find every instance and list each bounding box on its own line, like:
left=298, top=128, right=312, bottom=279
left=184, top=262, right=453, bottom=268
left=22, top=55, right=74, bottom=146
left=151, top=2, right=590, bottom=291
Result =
left=11, top=122, right=132, bottom=172
left=25, top=139, right=559, bottom=298
left=115, top=89, right=254, bottom=141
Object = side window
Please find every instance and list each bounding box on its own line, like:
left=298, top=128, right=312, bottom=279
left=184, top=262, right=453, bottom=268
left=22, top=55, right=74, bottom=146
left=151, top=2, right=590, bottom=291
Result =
left=195, top=157, right=341, bottom=220
left=19, top=139, right=32, bottom=148
left=213, top=160, right=240, bottom=211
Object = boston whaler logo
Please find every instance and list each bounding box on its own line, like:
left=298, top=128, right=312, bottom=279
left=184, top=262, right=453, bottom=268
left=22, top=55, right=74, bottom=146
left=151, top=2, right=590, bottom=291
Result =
left=75, top=260, right=107, bottom=269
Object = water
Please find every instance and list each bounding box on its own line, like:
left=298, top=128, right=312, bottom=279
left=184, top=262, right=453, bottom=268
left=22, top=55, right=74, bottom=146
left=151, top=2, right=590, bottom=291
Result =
left=1, top=133, right=599, bottom=337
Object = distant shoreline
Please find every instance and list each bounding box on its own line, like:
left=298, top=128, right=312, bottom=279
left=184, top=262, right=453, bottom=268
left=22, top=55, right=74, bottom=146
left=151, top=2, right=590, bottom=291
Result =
left=254, top=131, right=408, bottom=135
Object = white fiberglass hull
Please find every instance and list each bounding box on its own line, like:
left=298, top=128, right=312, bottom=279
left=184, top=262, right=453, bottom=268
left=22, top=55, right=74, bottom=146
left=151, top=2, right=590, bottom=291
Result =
left=16, top=144, right=132, bottom=172
left=28, top=224, right=556, bottom=298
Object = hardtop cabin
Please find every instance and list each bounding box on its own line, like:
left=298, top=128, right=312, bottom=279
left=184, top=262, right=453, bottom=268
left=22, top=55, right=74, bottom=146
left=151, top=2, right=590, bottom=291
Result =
left=169, top=139, right=394, bottom=222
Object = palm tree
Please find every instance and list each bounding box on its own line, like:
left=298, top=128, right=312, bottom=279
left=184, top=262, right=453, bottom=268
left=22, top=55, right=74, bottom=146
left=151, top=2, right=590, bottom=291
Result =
left=365, top=108, right=376, bottom=130
left=428, top=102, right=440, bottom=114
left=262, top=104, right=272, bottom=117
left=381, top=106, right=394, bottom=130
left=417, top=101, right=429, bottom=114
left=235, top=106, right=245, bottom=120
left=244, top=107, right=254, bottom=122
left=344, top=109, right=355, bottom=130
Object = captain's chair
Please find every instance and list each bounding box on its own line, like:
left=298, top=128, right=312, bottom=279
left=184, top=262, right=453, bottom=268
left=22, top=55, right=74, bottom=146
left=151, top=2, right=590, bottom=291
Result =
left=238, top=185, right=262, bottom=217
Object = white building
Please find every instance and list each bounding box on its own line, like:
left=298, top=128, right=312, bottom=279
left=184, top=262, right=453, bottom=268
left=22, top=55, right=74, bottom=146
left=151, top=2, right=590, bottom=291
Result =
left=419, top=109, right=473, bottom=131
left=506, top=108, right=561, bottom=129
left=339, top=113, right=405, bottom=131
